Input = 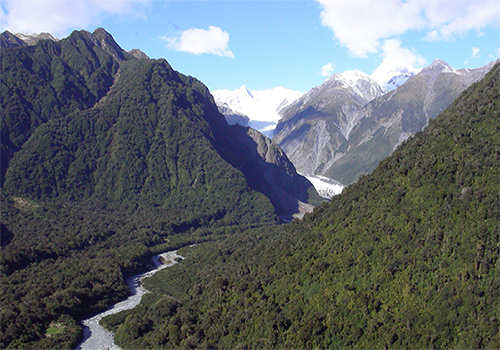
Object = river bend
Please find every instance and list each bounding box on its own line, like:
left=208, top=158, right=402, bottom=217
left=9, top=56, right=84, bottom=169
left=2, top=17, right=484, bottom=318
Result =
left=76, top=250, right=183, bottom=350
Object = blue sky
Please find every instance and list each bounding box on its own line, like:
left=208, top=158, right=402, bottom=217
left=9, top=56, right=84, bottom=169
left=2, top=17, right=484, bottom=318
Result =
left=1, top=0, right=499, bottom=92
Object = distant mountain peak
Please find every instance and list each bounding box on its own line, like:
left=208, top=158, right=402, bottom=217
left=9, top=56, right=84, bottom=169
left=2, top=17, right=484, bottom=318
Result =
left=426, top=59, right=455, bottom=73
left=238, top=85, right=254, bottom=98
left=384, top=71, right=416, bottom=92
left=128, top=48, right=149, bottom=60
left=15, top=32, right=58, bottom=45
left=321, top=69, right=384, bottom=102
left=0, top=30, right=57, bottom=47
left=89, top=28, right=126, bottom=61
left=0, top=30, right=26, bottom=48
left=213, top=86, right=303, bottom=137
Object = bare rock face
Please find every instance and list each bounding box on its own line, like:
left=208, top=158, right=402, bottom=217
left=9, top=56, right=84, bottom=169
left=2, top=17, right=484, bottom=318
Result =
left=216, top=102, right=250, bottom=126
left=226, top=126, right=323, bottom=215
left=324, top=59, right=498, bottom=185
left=275, top=60, right=498, bottom=185
left=128, top=49, right=149, bottom=60
left=274, top=70, right=384, bottom=179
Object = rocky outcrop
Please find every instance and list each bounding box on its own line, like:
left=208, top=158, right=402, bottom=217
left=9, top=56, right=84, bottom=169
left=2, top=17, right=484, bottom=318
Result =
left=217, top=102, right=250, bottom=126
left=226, top=126, right=323, bottom=215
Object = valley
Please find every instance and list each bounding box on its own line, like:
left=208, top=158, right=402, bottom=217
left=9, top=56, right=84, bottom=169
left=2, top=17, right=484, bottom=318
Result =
left=1, top=28, right=498, bottom=349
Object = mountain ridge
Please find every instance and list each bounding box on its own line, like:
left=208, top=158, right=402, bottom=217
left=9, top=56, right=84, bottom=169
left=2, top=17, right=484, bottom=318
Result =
left=274, top=58, right=498, bottom=185
left=272, top=69, right=385, bottom=178
left=0, top=28, right=319, bottom=349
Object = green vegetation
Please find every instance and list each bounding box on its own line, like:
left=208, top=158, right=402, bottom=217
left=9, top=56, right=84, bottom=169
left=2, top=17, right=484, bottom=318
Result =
left=103, top=63, right=499, bottom=349
left=1, top=29, right=316, bottom=349
left=1, top=27, right=498, bottom=349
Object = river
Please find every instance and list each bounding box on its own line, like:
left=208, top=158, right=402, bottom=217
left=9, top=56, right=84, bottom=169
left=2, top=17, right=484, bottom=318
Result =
left=76, top=250, right=184, bottom=350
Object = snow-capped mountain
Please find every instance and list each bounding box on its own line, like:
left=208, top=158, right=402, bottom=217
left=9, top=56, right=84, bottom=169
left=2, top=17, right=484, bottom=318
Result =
left=328, top=69, right=385, bottom=102
left=14, top=32, right=58, bottom=45
left=213, top=85, right=303, bottom=137
left=273, top=69, right=385, bottom=180
left=275, top=59, right=497, bottom=188
left=371, top=64, right=422, bottom=92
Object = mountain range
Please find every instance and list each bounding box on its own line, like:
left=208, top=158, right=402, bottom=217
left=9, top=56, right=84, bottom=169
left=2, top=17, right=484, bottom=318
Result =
left=0, top=29, right=318, bottom=216
left=274, top=59, right=497, bottom=186
left=1, top=27, right=498, bottom=350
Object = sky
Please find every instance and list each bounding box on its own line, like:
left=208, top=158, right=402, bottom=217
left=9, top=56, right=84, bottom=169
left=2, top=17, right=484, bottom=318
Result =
left=1, top=0, right=499, bottom=92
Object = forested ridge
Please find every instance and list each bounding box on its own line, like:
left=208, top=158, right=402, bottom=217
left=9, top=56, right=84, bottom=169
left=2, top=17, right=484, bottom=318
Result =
left=102, top=63, right=500, bottom=349
left=0, top=29, right=318, bottom=349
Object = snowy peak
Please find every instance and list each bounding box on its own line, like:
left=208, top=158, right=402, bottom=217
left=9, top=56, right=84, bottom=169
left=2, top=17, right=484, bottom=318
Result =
left=0, top=31, right=58, bottom=47
left=239, top=85, right=254, bottom=98
left=322, top=69, right=385, bottom=102
left=15, top=32, right=58, bottom=45
left=213, top=86, right=303, bottom=137
left=335, top=69, right=370, bottom=86
left=423, top=59, right=457, bottom=74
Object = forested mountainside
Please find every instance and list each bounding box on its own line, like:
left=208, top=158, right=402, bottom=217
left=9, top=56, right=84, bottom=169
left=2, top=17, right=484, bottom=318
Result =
left=104, top=63, right=499, bottom=349
left=275, top=59, right=496, bottom=186
left=0, top=29, right=318, bottom=349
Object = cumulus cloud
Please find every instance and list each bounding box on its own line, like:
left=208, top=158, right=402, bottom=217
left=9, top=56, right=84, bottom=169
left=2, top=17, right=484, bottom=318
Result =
left=162, top=26, right=234, bottom=57
left=0, top=0, right=148, bottom=37
left=321, top=63, right=335, bottom=77
left=371, top=38, right=426, bottom=86
left=316, top=0, right=500, bottom=57
left=316, top=0, right=424, bottom=57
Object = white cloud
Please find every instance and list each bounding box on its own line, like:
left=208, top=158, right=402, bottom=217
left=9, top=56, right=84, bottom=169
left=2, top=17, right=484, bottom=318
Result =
left=471, top=47, right=480, bottom=59
left=321, top=63, right=335, bottom=77
left=0, top=0, right=148, bottom=37
left=421, top=0, right=500, bottom=41
left=316, top=0, right=500, bottom=57
left=371, top=38, right=426, bottom=86
left=163, top=26, right=234, bottom=58
left=316, top=0, right=424, bottom=57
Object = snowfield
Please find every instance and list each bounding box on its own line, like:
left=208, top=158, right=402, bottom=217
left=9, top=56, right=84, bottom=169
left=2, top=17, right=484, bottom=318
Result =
left=213, top=85, right=303, bottom=137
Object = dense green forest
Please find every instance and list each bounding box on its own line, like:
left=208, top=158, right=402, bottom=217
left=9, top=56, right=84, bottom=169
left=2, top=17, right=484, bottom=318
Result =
left=1, top=28, right=498, bottom=349
left=0, top=29, right=319, bottom=349
left=102, top=63, right=499, bottom=349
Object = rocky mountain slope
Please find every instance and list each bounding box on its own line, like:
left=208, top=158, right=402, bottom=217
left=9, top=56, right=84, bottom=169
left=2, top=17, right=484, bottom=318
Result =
left=275, top=60, right=497, bottom=185
left=0, top=28, right=319, bottom=349
left=325, top=59, right=497, bottom=185
left=0, top=30, right=58, bottom=47
left=273, top=70, right=385, bottom=176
